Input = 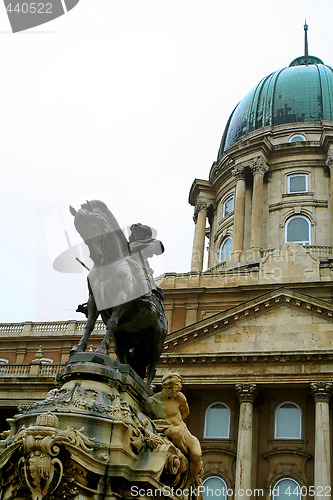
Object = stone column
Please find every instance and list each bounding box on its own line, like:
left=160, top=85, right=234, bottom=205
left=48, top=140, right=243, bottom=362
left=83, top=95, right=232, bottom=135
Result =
left=310, top=381, right=333, bottom=498
left=325, top=152, right=333, bottom=247
left=235, top=383, right=257, bottom=500
left=250, top=158, right=268, bottom=249
left=232, top=166, right=246, bottom=253
left=191, top=201, right=209, bottom=272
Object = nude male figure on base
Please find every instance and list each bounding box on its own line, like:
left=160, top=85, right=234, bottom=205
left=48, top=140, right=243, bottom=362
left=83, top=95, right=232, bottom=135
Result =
left=144, top=372, right=202, bottom=488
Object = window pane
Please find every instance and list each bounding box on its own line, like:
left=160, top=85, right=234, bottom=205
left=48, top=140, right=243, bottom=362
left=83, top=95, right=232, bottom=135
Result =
left=289, top=134, right=305, bottom=143
left=289, top=175, right=307, bottom=193
left=206, top=404, right=229, bottom=437
left=273, top=479, right=301, bottom=500
left=276, top=405, right=301, bottom=438
left=203, top=477, right=227, bottom=500
left=220, top=238, right=232, bottom=262
left=286, top=217, right=309, bottom=244
left=223, top=196, right=234, bottom=217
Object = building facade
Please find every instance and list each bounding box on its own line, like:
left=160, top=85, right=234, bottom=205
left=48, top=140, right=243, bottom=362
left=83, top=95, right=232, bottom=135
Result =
left=1, top=33, right=333, bottom=499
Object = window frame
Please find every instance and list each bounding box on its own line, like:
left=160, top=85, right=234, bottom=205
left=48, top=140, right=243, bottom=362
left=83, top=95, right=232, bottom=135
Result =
left=219, top=236, right=233, bottom=263
left=203, top=402, right=231, bottom=439
left=285, top=215, right=311, bottom=245
left=287, top=173, right=308, bottom=194
left=274, top=401, right=302, bottom=440
left=289, top=134, right=306, bottom=143
left=272, top=477, right=302, bottom=500
left=222, top=194, right=234, bottom=218
left=203, top=476, right=228, bottom=500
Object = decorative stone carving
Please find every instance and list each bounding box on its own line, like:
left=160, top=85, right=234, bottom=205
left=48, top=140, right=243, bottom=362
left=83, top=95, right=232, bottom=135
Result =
left=0, top=411, right=95, bottom=499
left=250, top=157, right=269, bottom=176
left=231, top=165, right=246, bottom=180
left=0, top=355, right=201, bottom=499
left=193, top=200, right=214, bottom=223
left=325, top=153, right=333, bottom=170
left=310, top=381, right=333, bottom=402
left=235, top=383, right=257, bottom=403
left=144, top=372, right=203, bottom=490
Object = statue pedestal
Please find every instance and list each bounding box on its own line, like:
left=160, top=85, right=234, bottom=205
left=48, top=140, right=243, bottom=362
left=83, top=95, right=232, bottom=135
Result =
left=0, top=353, right=189, bottom=500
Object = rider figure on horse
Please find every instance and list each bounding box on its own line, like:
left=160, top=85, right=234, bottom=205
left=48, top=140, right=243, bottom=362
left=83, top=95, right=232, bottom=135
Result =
left=128, top=223, right=165, bottom=302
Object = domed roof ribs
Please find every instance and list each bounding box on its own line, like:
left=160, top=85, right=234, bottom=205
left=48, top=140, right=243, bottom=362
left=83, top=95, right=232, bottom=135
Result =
left=216, top=23, right=332, bottom=157
left=318, top=64, right=333, bottom=120
left=268, top=69, right=284, bottom=127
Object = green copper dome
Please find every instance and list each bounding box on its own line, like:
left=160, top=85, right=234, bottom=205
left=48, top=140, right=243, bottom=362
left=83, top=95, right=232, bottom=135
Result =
left=217, top=57, right=333, bottom=158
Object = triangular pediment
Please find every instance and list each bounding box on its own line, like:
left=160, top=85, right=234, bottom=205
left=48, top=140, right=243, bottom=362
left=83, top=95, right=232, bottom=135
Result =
left=163, top=288, right=333, bottom=358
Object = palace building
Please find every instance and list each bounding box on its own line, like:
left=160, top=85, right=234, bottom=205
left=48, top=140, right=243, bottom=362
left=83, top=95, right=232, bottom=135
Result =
left=1, top=25, right=333, bottom=499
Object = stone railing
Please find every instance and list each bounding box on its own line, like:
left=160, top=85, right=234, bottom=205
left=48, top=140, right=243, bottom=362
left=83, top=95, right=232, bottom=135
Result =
left=0, top=320, right=106, bottom=336
left=304, top=245, right=333, bottom=256
left=0, top=363, right=64, bottom=377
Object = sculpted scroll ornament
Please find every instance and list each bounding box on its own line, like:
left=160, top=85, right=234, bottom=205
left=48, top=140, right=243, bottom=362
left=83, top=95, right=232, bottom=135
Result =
left=1, top=412, right=94, bottom=499
left=310, top=381, right=333, bottom=402
left=235, top=383, right=257, bottom=403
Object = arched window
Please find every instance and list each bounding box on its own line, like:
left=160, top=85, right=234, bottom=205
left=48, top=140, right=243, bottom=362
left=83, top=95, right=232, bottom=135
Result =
left=274, top=402, right=302, bottom=439
left=219, top=237, right=232, bottom=262
left=288, top=174, right=308, bottom=193
left=204, top=402, right=230, bottom=438
left=285, top=216, right=311, bottom=245
left=203, top=476, right=228, bottom=500
left=289, top=134, right=306, bottom=143
left=222, top=195, right=234, bottom=218
left=272, top=478, right=302, bottom=500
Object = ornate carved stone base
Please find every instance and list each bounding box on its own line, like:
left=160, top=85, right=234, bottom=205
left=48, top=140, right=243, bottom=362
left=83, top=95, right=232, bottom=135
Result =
left=0, top=353, right=192, bottom=499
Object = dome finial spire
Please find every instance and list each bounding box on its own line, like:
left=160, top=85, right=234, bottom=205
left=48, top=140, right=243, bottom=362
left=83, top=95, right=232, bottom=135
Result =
left=304, top=19, right=308, bottom=57
left=289, top=21, right=323, bottom=67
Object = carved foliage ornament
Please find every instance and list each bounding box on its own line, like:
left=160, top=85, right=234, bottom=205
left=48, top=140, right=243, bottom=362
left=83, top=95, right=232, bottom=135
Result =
left=193, top=200, right=216, bottom=223
left=2, top=412, right=94, bottom=500
left=231, top=165, right=246, bottom=181
left=235, top=383, right=257, bottom=403
left=310, top=381, right=333, bottom=402
left=250, top=157, right=269, bottom=176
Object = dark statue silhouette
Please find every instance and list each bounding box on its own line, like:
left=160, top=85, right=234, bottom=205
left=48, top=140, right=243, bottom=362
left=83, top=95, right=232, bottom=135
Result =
left=69, top=200, right=168, bottom=386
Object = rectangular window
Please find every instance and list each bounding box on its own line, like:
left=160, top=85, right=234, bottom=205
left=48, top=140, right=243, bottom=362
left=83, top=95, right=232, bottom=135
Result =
left=288, top=174, right=308, bottom=193
left=223, top=195, right=234, bottom=217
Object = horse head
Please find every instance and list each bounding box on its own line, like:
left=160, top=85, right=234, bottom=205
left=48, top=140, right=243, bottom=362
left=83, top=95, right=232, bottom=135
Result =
left=70, top=200, right=129, bottom=266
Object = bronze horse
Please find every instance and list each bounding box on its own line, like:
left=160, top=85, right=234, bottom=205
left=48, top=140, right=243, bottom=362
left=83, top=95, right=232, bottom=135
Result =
left=69, top=200, right=168, bottom=386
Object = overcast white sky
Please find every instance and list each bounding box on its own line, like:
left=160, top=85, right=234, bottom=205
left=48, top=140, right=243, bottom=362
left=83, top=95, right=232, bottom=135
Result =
left=1, top=0, right=333, bottom=323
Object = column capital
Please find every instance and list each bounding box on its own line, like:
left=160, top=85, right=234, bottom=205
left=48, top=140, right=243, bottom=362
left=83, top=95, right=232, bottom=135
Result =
left=236, top=383, right=257, bottom=403
left=231, top=165, right=246, bottom=181
left=325, top=153, right=333, bottom=172
left=193, top=200, right=215, bottom=223
left=250, top=157, right=269, bottom=176
left=310, top=381, right=333, bottom=402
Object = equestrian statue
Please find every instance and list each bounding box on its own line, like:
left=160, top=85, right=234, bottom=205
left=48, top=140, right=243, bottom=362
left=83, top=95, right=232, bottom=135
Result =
left=69, top=200, right=168, bottom=386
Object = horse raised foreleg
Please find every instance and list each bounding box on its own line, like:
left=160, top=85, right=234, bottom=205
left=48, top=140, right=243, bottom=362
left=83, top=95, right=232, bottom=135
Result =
left=70, top=293, right=98, bottom=355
